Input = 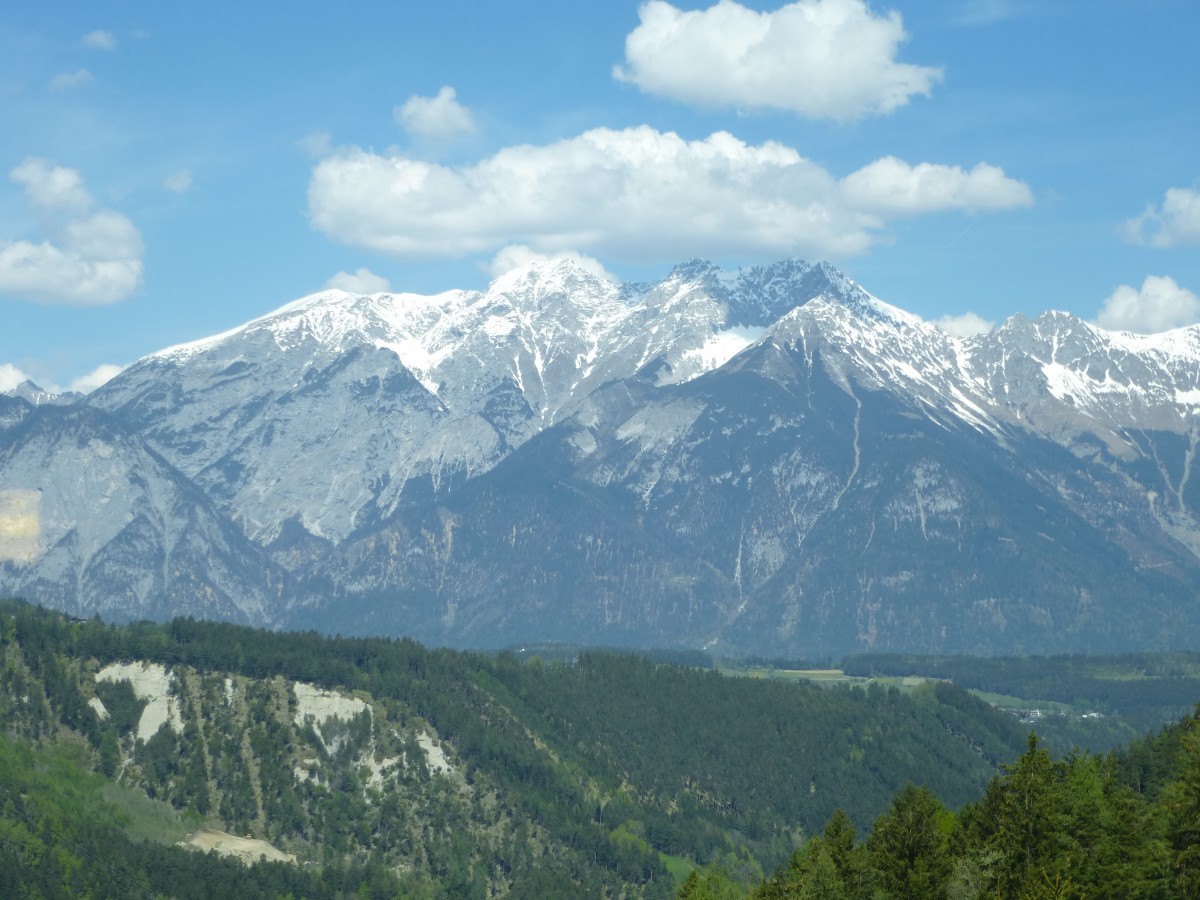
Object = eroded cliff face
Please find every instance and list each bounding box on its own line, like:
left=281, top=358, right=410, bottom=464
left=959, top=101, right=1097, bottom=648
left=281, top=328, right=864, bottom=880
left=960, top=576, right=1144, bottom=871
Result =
left=0, top=403, right=286, bottom=625
left=5, top=258, right=1200, bottom=655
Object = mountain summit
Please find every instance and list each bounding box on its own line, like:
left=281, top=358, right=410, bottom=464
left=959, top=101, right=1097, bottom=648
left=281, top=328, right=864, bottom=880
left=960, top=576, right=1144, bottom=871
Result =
left=4, top=259, right=1199, bottom=655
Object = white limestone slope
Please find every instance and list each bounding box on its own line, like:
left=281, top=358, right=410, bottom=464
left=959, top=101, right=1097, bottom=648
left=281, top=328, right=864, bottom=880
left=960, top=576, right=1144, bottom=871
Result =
left=96, top=661, right=184, bottom=742
left=0, top=408, right=278, bottom=625
left=290, top=681, right=453, bottom=782
left=292, top=682, right=369, bottom=731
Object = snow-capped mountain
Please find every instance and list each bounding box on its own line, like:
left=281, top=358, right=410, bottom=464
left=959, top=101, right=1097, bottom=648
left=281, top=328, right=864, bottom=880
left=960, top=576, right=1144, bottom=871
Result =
left=968, top=310, right=1200, bottom=436
left=1, top=379, right=82, bottom=406
left=87, top=258, right=850, bottom=546
left=5, top=258, right=1199, bottom=656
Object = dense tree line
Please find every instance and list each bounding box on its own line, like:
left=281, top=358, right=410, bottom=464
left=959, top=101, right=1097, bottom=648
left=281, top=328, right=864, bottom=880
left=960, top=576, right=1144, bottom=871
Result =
left=1, top=600, right=657, bottom=896
left=0, top=733, right=404, bottom=899
left=4, top=597, right=1197, bottom=897
left=843, top=652, right=1200, bottom=732
left=680, top=710, right=1200, bottom=898
left=0, top=598, right=1053, bottom=895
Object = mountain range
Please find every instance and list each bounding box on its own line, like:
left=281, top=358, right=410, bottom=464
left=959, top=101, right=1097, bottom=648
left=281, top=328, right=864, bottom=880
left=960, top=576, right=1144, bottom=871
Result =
left=3, top=258, right=1199, bottom=656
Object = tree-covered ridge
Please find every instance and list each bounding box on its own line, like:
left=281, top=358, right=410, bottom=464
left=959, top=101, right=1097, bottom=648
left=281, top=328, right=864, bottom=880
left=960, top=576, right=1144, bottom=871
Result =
left=0, top=733, right=405, bottom=899
left=682, top=714, right=1200, bottom=899
left=2, top=602, right=628, bottom=897
left=0, top=599, right=1044, bottom=896
left=843, top=652, right=1200, bottom=733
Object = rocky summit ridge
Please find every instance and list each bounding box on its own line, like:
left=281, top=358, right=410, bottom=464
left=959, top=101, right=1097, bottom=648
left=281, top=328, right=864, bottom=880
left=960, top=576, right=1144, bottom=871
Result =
left=3, top=258, right=1199, bottom=656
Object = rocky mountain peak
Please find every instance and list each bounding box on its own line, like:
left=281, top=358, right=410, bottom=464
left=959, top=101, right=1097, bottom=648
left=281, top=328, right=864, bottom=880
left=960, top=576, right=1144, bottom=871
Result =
left=730, top=258, right=861, bottom=321
left=489, top=257, right=618, bottom=299
left=2, top=379, right=82, bottom=407
left=12, top=256, right=1200, bottom=658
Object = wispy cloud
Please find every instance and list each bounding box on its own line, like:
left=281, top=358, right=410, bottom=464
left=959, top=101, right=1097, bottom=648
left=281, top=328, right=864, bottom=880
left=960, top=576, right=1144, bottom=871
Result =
left=0, top=361, right=124, bottom=395
left=489, top=245, right=614, bottom=281
left=50, top=68, right=94, bottom=91
left=165, top=170, right=194, bottom=194
left=67, top=363, right=125, bottom=394
left=298, top=132, right=333, bottom=158
left=81, top=29, right=117, bottom=51
left=933, top=312, right=995, bottom=337
left=325, top=268, right=390, bottom=293
left=0, top=363, right=33, bottom=393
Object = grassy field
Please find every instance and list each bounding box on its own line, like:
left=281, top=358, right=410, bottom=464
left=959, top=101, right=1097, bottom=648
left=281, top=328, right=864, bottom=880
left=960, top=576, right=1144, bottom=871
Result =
left=720, top=666, right=940, bottom=694
left=966, top=690, right=1077, bottom=715
left=659, top=851, right=695, bottom=887
left=101, top=781, right=196, bottom=845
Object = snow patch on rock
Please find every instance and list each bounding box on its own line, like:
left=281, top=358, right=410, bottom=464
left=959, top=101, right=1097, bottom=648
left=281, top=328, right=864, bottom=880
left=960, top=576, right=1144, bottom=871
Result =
left=673, top=326, right=764, bottom=382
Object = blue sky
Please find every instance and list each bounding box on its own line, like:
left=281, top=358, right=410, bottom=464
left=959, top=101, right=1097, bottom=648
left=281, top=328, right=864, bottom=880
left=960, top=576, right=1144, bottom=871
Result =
left=2, top=0, right=1198, bottom=392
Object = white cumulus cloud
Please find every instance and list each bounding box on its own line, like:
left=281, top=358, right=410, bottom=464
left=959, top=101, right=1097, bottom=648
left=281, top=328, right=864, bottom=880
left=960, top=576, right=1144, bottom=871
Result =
left=66, top=363, right=125, bottom=394
left=12, top=158, right=92, bottom=214
left=82, top=30, right=117, bottom=51
left=1096, top=276, right=1200, bottom=334
left=933, top=312, right=995, bottom=337
left=325, top=267, right=391, bottom=293
left=613, top=0, right=942, bottom=122
left=308, top=126, right=1031, bottom=265
left=0, top=158, right=144, bottom=305
left=0, top=363, right=33, bottom=393
left=0, top=361, right=123, bottom=395
left=50, top=68, right=94, bottom=91
left=395, top=86, right=476, bottom=141
left=1124, top=186, right=1200, bottom=248
left=841, top=157, right=1033, bottom=213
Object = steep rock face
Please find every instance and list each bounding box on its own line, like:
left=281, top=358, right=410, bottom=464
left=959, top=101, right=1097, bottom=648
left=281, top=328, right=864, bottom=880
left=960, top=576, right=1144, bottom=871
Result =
left=12, top=256, right=1200, bottom=655
left=0, top=405, right=286, bottom=624
left=967, top=312, right=1200, bottom=434
left=87, top=259, right=863, bottom=549
left=88, top=313, right=473, bottom=547
left=304, top=312, right=1200, bottom=656
left=964, top=312, right=1200, bottom=560
left=0, top=394, right=32, bottom=433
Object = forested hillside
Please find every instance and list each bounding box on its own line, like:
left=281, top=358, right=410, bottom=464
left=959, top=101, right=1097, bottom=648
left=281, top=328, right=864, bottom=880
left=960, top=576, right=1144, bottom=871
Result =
left=1, top=599, right=1041, bottom=897
left=844, top=652, right=1200, bottom=733
left=682, top=710, right=1200, bottom=898
left=0, top=733, right=399, bottom=899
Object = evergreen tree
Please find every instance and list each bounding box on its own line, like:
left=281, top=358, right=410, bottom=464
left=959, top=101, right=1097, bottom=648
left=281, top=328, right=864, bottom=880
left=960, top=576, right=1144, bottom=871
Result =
left=1166, top=712, right=1200, bottom=896
left=865, top=784, right=953, bottom=900
left=822, top=808, right=868, bottom=897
